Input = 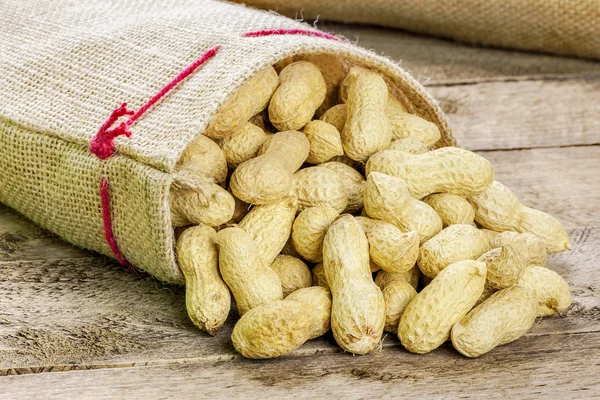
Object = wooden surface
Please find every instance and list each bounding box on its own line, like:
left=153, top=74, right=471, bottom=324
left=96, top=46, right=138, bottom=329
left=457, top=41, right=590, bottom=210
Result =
left=1, top=23, right=600, bottom=399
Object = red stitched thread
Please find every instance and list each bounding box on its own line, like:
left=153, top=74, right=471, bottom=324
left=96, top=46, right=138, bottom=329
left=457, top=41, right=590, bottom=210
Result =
left=89, top=46, right=221, bottom=159
left=100, top=177, right=132, bottom=268
left=243, top=29, right=339, bottom=41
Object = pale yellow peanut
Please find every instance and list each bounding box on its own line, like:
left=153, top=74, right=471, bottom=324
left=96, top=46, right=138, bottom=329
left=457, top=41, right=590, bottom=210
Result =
left=356, top=217, right=419, bottom=274
left=230, top=131, right=309, bottom=204
left=270, top=255, right=312, bottom=297
left=232, top=286, right=331, bottom=359
left=417, top=224, right=491, bottom=278
left=469, top=181, right=571, bottom=253
left=451, top=286, right=537, bottom=358
left=398, top=260, right=487, bottom=354
left=385, top=108, right=441, bottom=147
left=518, top=266, right=572, bottom=317
left=170, top=176, right=235, bottom=227
left=216, top=227, right=283, bottom=316
left=323, top=215, right=385, bottom=354
left=363, top=172, right=442, bottom=243
left=293, top=167, right=348, bottom=213
left=304, top=53, right=346, bottom=115
left=311, top=262, right=329, bottom=289
left=480, top=229, right=500, bottom=249
left=367, top=147, right=494, bottom=199
left=269, top=61, right=326, bottom=131
left=177, top=135, right=228, bottom=185
left=220, top=122, right=271, bottom=168
left=342, top=67, right=392, bottom=161
left=291, top=206, right=339, bottom=262
left=386, top=137, right=429, bottom=154
left=206, top=66, right=278, bottom=138
left=375, top=267, right=421, bottom=291
left=176, top=225, right=230, bottom=335
left=238, top=196, right=297, bottom=266
left=302, top=120, right=344, bottom=164
left=320, top=104, right=347, bottom=132
left=381, top=280, right=417, bottom=333
left=320, top=161, right=366, bottom=213
left=423, top=193, right=476, bottom=228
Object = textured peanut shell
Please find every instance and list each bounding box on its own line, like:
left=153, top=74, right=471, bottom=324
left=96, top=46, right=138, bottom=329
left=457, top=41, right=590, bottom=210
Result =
left=468, top=181, right=571, bottom=253
left=385, top=107, right=441, bottom=147
left=269, top=61, right=326, bottom=131
left=216, top=227, right=283, bottom=316
left=451, top=286, right=537, bottom=358
left=480, top=229, right=500, bottom=249
left=398, top=260, right=487, bottom=354
left=224, top=189, right=249, bottom=226
left=356, top=217, right=419, bottom=274
left=177, top=135, right=228, bottom=185
left=323, top=215, right=385, bottom=354
left=293, top=167, right=348, bottom=213
left=518, top=266, right=572, bottom=317
left=176, top=225, right=230, bottom=335
left=206, top=66, right=278, bottom=138
left=232, top=286, right=331, bottom=359
left=417, top=224, right=490, bottom=278
left=230, top=130, right=309, bottom=204
left=220, top=122, right=271, bottom=168
left=363, top=172, right=442, bottom=243
left=303, top=53, right=346, bottom=116
left=386, top=137, right=429, bottom=154
left=311, top=262, right=329, bottom=289
left=382, top=280, right=417, bottom=333
left=320, top=104, right=347, bottom=133
left=424, top=193, right=476, bottom=228
left=270, top=255, right=312, bottom=297
left=291, top=206, right=339, bottom=262
left=375, top=267, right=420, bottom=291
left=238, top=196, right=297, bottom=266
left=342, top=67, right=392, bottom=161
left=320, top=161, right=366, bottom=213
left=170, top=180, right=235, bottom=227
left=302, top=120, right=344, bottom=164
left=366, top=147, right=494, bottom=199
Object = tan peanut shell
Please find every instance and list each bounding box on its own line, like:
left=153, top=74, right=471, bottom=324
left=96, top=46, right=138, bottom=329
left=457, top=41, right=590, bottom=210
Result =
left=206, top=66, right=278, bottom=138
left=230, top=130, right=309, bottom=204
left=302, top=120, right=344, bottom=164
left=385, top=108, right=441, bottom=147
left=468, top=181, right=571, bottom=253
left=479, top=228, right=500, bottom=249
left=366, top=147, right=494, bottom=199
left=232, top=286, right=331, bottom=359
left=170, top=179, right=235, bottom=227
left=304, top=53, right=346, bottom=115
left=176, top=225, right=230, bottom=335
left=386, top=137, right=429, bottom=154
left=417, top=224, right=491, bottom=278
left=342, top=67, right=392, bottom=161
left=320, top=161, right=366, bottom=213
left=518, top=266, right=572, bottom=316
left=423, top=193, right=476, bottom=227
left=451, top=286, right=537, bottom=358
left=363, top=172, right=442, bottom=243
left=270, top=255, right=312, bottom=297
left=398, top=260, right=487, bottom=354
left=356, top=217, right=419, bottom=274
left=311, top=262, right=329, bottom=289
left=293, top=167, right=348, bottom=213
left=375, top=267, right=421, bottom=291
left=177, top=135, right=228, bottom=185
left=220, top=122, right=271, bottom=168
left=381, top=280, right=417, bottom=333
left=238, top=196, right=297, bottom=266
left=291, top=206, right=339, bottom=262
left=269, top=61, right=326, bottom=131
left=323, top=215, right=385, bottom=354
left=320, top=104, right=347, bottom=132
left=216, top=227, right=283, bottom=316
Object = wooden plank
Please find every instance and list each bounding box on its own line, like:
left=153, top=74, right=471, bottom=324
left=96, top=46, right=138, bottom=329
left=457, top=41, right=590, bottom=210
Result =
left=2, top=332, right=599, bottom=399
left=322, top=23, right=600, bottom=85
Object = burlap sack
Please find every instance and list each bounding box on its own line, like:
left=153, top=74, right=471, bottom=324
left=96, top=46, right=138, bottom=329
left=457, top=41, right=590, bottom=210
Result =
left=232, top=0, right=600, bottom=60
left=0, top=0, right=453, bottom=284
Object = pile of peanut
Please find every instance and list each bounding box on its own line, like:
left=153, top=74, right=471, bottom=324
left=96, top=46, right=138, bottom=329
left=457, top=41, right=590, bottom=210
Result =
left=171, top=59, right=572, bottom=359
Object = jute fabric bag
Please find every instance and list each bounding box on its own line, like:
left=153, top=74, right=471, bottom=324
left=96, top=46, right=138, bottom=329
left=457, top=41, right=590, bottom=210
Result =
left=231, top=0, right=600, bottom=59
left=0, top=0, right=454, bottom=284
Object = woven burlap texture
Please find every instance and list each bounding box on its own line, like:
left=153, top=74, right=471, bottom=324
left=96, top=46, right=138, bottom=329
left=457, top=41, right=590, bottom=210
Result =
left=0, top=0, right=453, bottom=284
left=232, top=0, right=600, bottom=60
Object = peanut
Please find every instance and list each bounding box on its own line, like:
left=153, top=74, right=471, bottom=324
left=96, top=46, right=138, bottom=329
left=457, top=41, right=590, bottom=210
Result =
left=304, top=53, right=346, bottom=115
left=451, top=286, right=537, bottom=357
left=363, top=172, right=442, bottom=243
left=468, top=181, right=571, bottom=253
left=366, top=147, right=494, bottom=199
left=381, top=280, right=417, bottom=333
left=269, top=61, right=326, bottom=131
left=385, top=108, right=441, bottom=147
left=220, top=122, right=271, bottom=168
left=302, top=120, right=344, bottom=164
left=224, top=189, right=249, bottom=226
left=311, top=262, right=329, bottom=289
left=293, top=167, right=348, bottom=213
left=177, top=135, right=228, bottom=185
left=206, top=66, right=278, bottom=138
left=375, top=267, right=421, bottom=291
left=230, top=130, right=309, bottom=204
left=323, top=215, right=385, bottom=354
left=270, top=255, right=312, bottom=297
left=417, top=224, right=491, bottom=278
left=320, top=104, right=346, bottom=132
left=398, top=260, right=487, bottom=354
left=517, top=266, right=572, bottom=316
left=320, top=161, right=366, bottom=213
left=232, top=286, right=331, bottom=359
left=386, top=137, right=429, bottom=154
left=291, top=206, right=339, bottom=262
left=216, top=227, right=283, bottom=315
left=176, top=225, right=230, bottom=335
left=423, top=193, right=476, bottom=227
